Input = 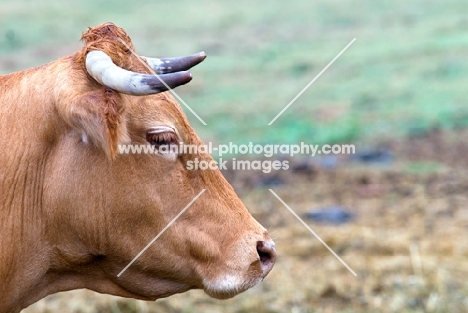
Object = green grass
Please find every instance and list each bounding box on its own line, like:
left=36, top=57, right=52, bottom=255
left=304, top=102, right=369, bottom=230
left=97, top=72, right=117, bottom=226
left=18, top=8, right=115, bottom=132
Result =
left=1, top=0, right=467, bottom=147
left=402, top=160, right=446, bottom=174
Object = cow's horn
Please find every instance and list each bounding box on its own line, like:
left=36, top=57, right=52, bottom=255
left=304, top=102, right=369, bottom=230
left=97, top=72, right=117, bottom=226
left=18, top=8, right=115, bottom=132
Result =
left=141, top=52, right=206, bottom=74
left=85, top=50, right=192, bottom=96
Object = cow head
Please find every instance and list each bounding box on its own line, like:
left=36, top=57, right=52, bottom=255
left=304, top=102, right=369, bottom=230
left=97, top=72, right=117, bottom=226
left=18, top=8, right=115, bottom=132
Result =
left=42, top=23, right=275, bottom=302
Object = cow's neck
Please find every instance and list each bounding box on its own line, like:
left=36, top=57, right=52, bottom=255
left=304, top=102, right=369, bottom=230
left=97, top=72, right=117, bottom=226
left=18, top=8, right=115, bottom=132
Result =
left=0, top=69, right=57, bottom=312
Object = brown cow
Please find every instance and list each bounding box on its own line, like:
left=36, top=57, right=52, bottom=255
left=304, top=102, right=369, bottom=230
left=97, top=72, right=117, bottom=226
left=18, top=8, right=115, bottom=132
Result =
left=0, top=23, right=275, bottom=313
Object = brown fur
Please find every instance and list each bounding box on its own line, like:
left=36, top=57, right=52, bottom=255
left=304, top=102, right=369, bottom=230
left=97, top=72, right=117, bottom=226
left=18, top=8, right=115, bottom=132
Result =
left=76, top=22, right=149, bottom=74
left=0, top=23, right=275, bottom=313
left=102, top=87, right=125, bottom=158
left=73, top=23, right=151, bottom=158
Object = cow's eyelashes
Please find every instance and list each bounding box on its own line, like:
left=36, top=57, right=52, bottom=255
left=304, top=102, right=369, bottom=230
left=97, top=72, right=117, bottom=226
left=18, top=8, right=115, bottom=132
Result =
left=146, top=131, right=178, bottom=147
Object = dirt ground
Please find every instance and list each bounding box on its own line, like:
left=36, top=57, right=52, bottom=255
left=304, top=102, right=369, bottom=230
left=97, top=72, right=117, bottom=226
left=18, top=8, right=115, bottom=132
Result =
left=24, top=129, right=468, bottom=313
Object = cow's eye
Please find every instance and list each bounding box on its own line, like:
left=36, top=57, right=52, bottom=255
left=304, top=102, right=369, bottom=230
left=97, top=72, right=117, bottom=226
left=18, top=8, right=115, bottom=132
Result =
left=146, top=131, right=178, bottom=147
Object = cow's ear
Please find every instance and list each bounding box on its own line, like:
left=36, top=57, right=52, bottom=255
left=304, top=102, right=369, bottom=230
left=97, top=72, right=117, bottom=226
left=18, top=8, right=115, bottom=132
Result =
left=59, top=88, right=129, bottom=159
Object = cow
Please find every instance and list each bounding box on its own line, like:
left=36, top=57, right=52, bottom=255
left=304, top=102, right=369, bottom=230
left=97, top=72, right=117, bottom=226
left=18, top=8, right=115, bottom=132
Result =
left=0, top=23, right=276, bottom=313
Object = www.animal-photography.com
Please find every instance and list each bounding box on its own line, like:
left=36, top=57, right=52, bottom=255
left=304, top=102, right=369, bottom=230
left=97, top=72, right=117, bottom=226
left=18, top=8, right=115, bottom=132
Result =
left=1, top=1, right=467, bottom=312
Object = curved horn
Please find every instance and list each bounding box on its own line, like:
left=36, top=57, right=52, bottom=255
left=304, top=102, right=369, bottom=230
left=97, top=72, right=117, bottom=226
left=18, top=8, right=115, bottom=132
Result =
left=142, top=52, right=206, bottom=74
left=85, top=50, right=192, bottom=96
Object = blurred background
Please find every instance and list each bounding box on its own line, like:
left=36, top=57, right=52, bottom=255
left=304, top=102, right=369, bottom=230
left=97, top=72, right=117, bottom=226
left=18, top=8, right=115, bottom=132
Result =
left=2, top=0, right=467, bottom=312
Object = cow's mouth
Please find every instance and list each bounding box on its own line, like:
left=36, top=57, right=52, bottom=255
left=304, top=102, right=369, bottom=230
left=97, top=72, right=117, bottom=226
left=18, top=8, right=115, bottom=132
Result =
left=202, top=239, right=276, bottom=299
left=203, top=274, right=261, bottom=299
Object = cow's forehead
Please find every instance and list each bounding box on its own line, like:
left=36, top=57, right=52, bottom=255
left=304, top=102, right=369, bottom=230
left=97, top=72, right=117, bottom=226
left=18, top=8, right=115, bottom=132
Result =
left=125, top=92, right=196, bottom=142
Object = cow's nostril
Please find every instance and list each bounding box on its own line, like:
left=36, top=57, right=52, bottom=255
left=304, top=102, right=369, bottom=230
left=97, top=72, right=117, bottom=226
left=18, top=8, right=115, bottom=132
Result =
left=256, top=240, right=276, bottom=269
